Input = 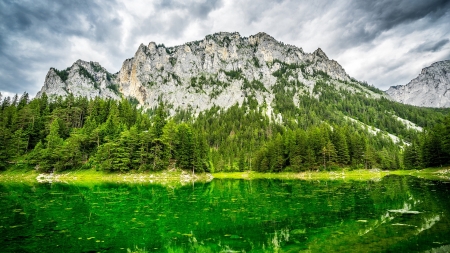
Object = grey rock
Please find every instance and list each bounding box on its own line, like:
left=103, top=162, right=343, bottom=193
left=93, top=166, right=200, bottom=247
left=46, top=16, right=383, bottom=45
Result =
left=386, top=60, right=450, bottom=108
left=37, top=32, right=379, bottom=116
left=115, top=32, right=353, bottom=115
left=37, top=60, right=120, bottom=100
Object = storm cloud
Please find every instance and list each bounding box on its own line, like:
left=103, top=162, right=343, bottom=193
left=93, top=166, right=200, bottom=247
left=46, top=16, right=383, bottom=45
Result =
left=1, top=0, right=449, bottom=96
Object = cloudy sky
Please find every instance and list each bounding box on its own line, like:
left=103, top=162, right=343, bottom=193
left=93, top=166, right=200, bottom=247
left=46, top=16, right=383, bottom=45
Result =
left=1, top=0, right=449, bottom=98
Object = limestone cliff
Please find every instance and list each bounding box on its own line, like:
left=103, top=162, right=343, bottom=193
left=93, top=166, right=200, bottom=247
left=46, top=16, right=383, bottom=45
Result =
left=386, top=60, right=450, bottom=108
left=38, top=32, right=380, bottom=115
left=116, top=32, right=363, bottom=115
left=37, top=60, right=120, bottom=100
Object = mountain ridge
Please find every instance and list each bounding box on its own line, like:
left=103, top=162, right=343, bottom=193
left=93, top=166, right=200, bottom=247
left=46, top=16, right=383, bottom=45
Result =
left=4, top=32, right=448, bottom=174
left=36, top=59, right=120, bottom=100
left=386, top=60, right=450, bottom=108
left=37, top=31, right=381, bottom=116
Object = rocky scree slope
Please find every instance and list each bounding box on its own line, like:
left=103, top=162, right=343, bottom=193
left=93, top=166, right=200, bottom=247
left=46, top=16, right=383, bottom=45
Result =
left=38, top=32, right=383, bottom=115
left=386, top=60, right=450, bottom=108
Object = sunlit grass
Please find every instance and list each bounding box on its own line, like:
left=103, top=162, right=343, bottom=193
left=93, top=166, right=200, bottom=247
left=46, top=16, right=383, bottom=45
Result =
left=0, top=167, right=213, bottom=186
left=1, top=166, right=449, bottom=184
left=213, top=168, right=450, bottom=181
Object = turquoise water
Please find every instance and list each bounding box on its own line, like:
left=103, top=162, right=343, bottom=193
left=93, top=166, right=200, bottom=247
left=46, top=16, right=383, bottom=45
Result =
left=1, top=176, right=449, bottom=252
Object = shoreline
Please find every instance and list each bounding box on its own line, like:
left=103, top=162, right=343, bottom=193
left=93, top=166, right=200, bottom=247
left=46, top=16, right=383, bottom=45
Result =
left=0, top=167, right=449, bottom=185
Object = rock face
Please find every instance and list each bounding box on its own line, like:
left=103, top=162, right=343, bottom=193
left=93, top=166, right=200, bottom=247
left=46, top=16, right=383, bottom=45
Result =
left=37, top=60, right=120, bottom=100
left=116, top=32, right=351, bottom=113
left=38, top=32, right=378, bottom=115
left=386, top=60, right=450, bottom=108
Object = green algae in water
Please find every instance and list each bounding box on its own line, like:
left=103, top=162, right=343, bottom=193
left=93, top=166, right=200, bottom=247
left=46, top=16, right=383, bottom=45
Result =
left=0, top=176, right=449, bottom=252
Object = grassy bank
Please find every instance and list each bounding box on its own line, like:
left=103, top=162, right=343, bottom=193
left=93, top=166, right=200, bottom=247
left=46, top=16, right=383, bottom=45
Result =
left=0, top=167, right=213, bottom=186
left=0, top=167, right=449, bottom=184
left=214, top=168, right=450, bottom=181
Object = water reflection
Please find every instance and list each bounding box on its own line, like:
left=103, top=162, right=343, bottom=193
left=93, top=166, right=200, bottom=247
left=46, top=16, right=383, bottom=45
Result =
left=0, top=175, right=449, bottom=252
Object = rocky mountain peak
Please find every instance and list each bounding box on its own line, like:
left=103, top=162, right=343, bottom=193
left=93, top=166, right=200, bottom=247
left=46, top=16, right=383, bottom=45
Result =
left=209, top=31, right=241, bottom=41
left=37, top=60, right=119, bottom=100
left=313, top=48, right=329, bottom=60
left=147, top=42, right=157, bottom=53
left=38, top=32, right=372, bottom=115
left=386, top=60, right=450, bottom=108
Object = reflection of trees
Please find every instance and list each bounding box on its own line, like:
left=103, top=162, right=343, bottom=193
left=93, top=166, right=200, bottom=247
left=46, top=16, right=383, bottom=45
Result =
left=302, top=176, right=450, bottom=253
left=0, top=176, right=449, bottom=252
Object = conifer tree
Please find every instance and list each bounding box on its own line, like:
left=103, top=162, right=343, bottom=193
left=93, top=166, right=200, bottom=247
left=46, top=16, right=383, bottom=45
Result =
left=175, top=123, right=193, bottom=170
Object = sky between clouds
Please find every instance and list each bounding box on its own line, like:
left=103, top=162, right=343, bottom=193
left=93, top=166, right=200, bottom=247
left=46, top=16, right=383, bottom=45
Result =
left=1, top=0, right=449, bottom=97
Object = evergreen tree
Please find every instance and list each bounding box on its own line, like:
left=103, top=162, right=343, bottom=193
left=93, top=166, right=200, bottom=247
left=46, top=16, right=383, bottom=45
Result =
left=175, top=123, right=193, bottom=170
left=37, top=119, right=64, bottom=172
left=153, top=102, right=167, bottom=138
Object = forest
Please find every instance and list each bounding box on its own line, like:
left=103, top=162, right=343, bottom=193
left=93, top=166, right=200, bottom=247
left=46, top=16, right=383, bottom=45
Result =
left=0, top=81, right=449, bottom=174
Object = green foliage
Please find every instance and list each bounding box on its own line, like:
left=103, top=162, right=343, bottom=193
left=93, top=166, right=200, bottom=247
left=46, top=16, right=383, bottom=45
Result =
left=1, top=61, right=449, bottom=174
left=90, top=62, right=103, bottom=73
left=403, top=115, right=450, bottom=168
left=243, top=79, right=267, bottom=92
left=169, top=57, right=177, bottom=66
left=52, top=67, right=70, bottom=82
left=127, top=97, right=139, bottom=106
left=175, top=123, right=194, bottom=170
left=107, top=84, right=120, bottom=94
left=352, top=78, right=385, bottom=95
left=147, top=81, right=156, bottom=87
left=152, top=102, right=167, bottom=138
left=78, top=66, right=98, bottom=88
left=222, top=69, right=243, bottom=79
left=271, top=60, right=300, bottom=78
left=251, top=57, right=261, bottom=68
left=106, top=72, right=115, bottom=81
left=78, top=66, right=95, bottom=82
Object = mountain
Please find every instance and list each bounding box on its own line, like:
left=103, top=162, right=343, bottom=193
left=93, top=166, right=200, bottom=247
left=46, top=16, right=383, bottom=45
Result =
left=7, top=32, right=449, bottom=173
left=35, top=31, right=436, bottom=142
left=35, top=31, right=446, bottom=147
left=38, top=32, right=381, bottom=115
left=37, top=59, right=120, bottom=100
left=386, top=60, right=450, bottom=108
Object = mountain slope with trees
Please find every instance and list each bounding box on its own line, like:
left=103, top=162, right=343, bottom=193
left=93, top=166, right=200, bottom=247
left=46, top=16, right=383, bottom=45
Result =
left=1, top=82, right=449, bottom=173
left=2, top=32, right=449, bottom=173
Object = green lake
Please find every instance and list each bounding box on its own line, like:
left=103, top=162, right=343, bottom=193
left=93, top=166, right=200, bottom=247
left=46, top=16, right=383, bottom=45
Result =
left=1, top=176, right=449, bottom=252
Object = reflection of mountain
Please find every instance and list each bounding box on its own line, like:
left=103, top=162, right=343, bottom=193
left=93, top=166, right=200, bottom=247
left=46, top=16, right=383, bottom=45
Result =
left=0, top=176, right=449, bottom=252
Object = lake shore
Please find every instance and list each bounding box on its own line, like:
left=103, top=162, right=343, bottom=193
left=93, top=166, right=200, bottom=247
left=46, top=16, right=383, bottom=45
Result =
left=1, top=167, right=449, bottom=185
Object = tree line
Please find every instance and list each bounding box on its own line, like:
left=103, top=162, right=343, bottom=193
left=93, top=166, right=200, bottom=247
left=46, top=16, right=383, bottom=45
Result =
left=403, top=116, right=450, bottom=169
left=0, top=86, right=448, bottom=173
left=0, top=93, right=208, bottom=172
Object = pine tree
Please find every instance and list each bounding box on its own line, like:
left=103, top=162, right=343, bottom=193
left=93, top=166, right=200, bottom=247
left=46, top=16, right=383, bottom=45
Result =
left=153, top=102, right=167, bottom=138
left=150, top=139, right=170, bottom=171
left=332, top=127, right=350, bottom=165
left=238, top=152, right=245, bottom=172
left=175, top=123, right=193, bottom=170
left=36, top=119, right=64, bottom=172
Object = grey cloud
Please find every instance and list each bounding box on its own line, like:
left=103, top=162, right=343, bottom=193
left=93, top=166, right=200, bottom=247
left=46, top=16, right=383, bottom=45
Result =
left=214, top=0, right=447, bottom=51
left=325, top=0, right=450, bottom=51
left=2, top=0, right=123, bottom=42
left=0, top=0, right=123, bottom=95
left=130, top=0, right=223, bottom=40
left=412, top=39, right=450, bottom=53
left=353, top=0, right=450, bottom=24
left=155, top=0, right=223, bottom=19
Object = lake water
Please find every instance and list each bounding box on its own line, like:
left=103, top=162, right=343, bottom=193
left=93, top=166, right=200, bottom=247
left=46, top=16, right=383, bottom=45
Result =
left=1, top=176, right=449, bottom=252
